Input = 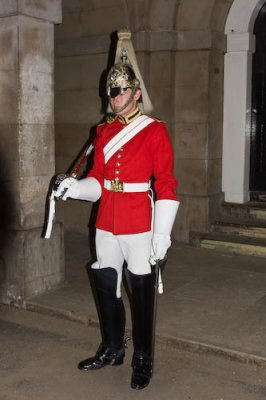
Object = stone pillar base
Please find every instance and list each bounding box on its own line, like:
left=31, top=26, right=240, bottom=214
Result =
left=0, top=223, right=64, bottom=306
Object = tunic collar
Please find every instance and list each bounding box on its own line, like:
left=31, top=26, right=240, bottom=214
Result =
left=118, top=108, right=142, bottom=124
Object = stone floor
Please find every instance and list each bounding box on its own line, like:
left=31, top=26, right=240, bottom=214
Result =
left=26, top=232, right=266, bottom=365
left=2, top=306, right=266, bottom=399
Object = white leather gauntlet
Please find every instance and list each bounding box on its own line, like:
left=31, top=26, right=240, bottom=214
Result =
left=54, top=176, right=101, bottom=202
left=150, top=199, right=180, bottom=262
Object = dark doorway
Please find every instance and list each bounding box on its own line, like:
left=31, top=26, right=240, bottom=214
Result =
left=250, top=2, right=266, bottom=201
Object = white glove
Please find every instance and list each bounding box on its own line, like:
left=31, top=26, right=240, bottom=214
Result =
left=150, top=199, right=180, bottom=262
left=54, top=176, right=101, bottom=202
left=54, top=177, right=79, bottom=201
left=75, top=177, right=102, bottom=201
left=151, top=233, right=171, bottom=263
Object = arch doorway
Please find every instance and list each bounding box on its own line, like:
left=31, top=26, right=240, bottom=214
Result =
left=250, top=2, right=266, bottom=201
left=222, top=0, right=266, bottom=204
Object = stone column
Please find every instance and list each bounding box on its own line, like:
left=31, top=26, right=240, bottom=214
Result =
left=222, top=32, right=255, bottom=203
left=173, top=28, right=226, bottom=242
left=0, top=0, right=63, bottom=305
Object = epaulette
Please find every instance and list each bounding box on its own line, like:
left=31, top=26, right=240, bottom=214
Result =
left=97, top=121, right=105, bottom=127
left=152, top=116, right=164, bottom=123
left=106, top=114, right=117, bottom=124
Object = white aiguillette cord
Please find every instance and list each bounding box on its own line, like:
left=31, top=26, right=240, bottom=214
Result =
left=43, top=190, right=56, bottom=239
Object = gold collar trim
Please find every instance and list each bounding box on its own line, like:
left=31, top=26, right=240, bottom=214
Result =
left=118, top=108, right=142, bottom=124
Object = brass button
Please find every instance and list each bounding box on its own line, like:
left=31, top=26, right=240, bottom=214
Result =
left=117, top=154, right=121, bottom=159
left=115, top=170, right=120, bottom=175
left=116, top=162, right=121, bottom=167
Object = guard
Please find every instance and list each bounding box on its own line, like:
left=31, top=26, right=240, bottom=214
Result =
left=54, top=29, right=180, bottom=390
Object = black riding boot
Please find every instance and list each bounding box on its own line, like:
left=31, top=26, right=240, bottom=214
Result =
left=127, top=270, right=156, bottom=390
left=78, top=268, right=126, bottom=370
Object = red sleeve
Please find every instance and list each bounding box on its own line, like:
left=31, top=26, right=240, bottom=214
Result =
left=151, top=122, right=178, bottom=201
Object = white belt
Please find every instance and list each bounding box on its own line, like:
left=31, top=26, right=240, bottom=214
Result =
left=104, top=179, right=150, bottom=193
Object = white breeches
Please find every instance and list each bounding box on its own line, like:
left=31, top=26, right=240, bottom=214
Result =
left=91, top=228, right=152, bottom=297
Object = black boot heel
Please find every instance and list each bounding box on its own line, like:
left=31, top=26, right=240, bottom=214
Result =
left=110, top=336, right=130, bottom=365
left=109, top=352, right=124, bottom=366
left=78, top=344, right=125, bottom=370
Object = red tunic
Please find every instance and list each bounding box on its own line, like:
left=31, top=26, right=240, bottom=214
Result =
left=88, top=115, right=178, bottom=235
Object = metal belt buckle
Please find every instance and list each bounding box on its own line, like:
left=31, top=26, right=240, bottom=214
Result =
left=110, top=178, right=124, bottom=192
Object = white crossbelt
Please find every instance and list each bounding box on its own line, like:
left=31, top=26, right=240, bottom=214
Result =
left=104, top=179, right=150, bottom=192
left=103, top=115, right=154, bottom=164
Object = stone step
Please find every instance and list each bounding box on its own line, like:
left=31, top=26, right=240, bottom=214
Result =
left=190, top=231, right=266, bottom=258
left=201, top=239, right=266, bottom=258
left=211, top=219, right=266, bottom=239
left=190, top=203, right=266, bottom=258
left=221, top=202, right=266, bottom=221
left=250, top=207, right=266, bottom=221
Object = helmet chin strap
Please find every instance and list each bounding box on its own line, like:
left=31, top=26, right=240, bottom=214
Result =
left=113, top=80, right=139, bottom=115
left=112, top=89, right=136, bottom=115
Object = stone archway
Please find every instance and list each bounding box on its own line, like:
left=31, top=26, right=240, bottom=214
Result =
left=222, top=0, right=266, bottom=203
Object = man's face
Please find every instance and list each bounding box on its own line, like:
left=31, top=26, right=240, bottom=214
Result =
left=109, top=88, right=141, bottom=116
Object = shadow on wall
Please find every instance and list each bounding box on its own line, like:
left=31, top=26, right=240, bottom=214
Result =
left=0, top=147, right=17, bottom=300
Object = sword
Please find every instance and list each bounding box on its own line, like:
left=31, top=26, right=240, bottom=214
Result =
left=42, top=142, right=94, bottom=239
left=151, top=257, right=167, bottom=368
